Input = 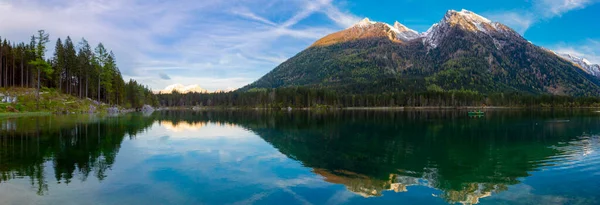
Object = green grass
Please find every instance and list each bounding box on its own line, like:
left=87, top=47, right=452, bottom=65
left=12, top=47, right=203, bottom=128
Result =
left=0, top=87, right=113, bottom=114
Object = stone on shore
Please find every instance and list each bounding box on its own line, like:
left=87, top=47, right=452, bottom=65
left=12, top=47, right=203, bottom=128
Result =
left=107, top=107, right=120, bottom=114
left=141, top=105, right=155, bottom=113
left=88, top=105, right=97, bottom=113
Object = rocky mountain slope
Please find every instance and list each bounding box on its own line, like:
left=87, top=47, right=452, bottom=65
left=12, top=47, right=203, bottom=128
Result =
left=555, top=53, right=600, bottom=77
left=244, top=9, right=600, bottom=96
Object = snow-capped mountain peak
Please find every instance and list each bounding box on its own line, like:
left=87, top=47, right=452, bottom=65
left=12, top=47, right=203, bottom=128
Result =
left=447, top=9, right=492, bottom=24
left=350, top=18, right=420, bottom=41
left=393, top=21, right=416, bottom=33
left=442, top=9, right=497, bottom=33
left=422, top=9, right=517, bottom=49
left=337, top=10, right=519, bottom=49
left=555, top=53, right=600, bottom=77
left=354, top=18, right=377, bottom=28
left=389, top=21, right=420, bottom=41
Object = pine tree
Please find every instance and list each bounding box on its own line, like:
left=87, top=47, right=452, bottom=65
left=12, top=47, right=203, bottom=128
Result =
left=94, top=43, right=108, bottom=102
left=29, top=30, right=52, bottom=109
left=64, top=36, right=76, bottom=95
left=52, top=38, right=64, bottom=91
left=77, top=38, right=93, bottom=99
left=0, top=36, right=2, bottom=87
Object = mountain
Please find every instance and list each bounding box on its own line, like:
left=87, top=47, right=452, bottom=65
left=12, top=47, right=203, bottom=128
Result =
left=555, top=53, right=600, bottom=77
left=244, top=9, right=600, bottom=96
left=155, top=84, right=208, bottom=94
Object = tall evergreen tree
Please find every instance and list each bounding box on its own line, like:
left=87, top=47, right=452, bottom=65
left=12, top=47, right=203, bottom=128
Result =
left=1, top=31, right=160, bottom=109
left=63, top=36, right=76, bottom=95
left=29, top=30, right=52, bottom=109
left=0, top=36, right=3, bottom=87
left=52, top=38, right=64, bottom=91
left=94, top=43, right=108, bottom=102
left=77, top=38, right=93, bottom=98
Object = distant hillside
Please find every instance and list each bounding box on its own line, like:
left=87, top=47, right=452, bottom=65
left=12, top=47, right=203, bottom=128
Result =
left=243, top=9, right=600, bottom=96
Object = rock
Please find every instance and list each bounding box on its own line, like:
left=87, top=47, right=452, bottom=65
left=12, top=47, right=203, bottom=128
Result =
left=107, top=107, right=120, bottom=114
left=141, top=105, right=155, bottom=113
left=0, top=95, right=16, bottom=103
left=88, top=105, right=97, bottom=113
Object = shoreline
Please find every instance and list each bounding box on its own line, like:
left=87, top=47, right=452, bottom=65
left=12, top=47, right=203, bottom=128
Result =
left=2, top=106, right=600, bottom=116
left=159, top=106, right=600, bottom=111
left=0, top=112, right=52, bottom=118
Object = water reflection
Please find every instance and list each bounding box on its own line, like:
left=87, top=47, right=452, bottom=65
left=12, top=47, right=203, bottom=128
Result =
left=0, top=114, right=156, bottom=195
left=161, top=110, right=599, bottom=204
left=0, top=110, right=599, bottom=204
left=160, top=121, right=207, bottom=132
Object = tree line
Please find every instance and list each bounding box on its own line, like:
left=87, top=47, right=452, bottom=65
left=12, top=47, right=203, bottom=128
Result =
left=0, top=30, right=158, bottom=108
left=157, top=87, right=600, bottom=108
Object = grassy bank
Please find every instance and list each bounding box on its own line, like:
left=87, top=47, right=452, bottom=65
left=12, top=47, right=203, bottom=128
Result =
left=0, top=87, right=113, bottom=114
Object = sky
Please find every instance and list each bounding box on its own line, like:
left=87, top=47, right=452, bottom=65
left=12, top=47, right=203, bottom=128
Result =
left=0, top=0, right=599, bottom=91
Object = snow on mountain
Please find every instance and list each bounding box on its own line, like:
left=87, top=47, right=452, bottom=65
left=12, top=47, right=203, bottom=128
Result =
left=155, top=84, right=209, bottom=94
left=350, top=18, right=420, bottom=42
left=354, top=18, right=378, bottom=28
left=345, top=9, right=520, bottom=48
left=555, top=53, right=600, bottom=77
left=392, top=21, right=420, bottom=41
left=351, top=10, right=599, bottom=78
left=422, top=9, right=516, bottom=48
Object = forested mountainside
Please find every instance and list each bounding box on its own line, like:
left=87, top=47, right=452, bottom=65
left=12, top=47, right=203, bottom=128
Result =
left=243, top=10, right=600, bottom=96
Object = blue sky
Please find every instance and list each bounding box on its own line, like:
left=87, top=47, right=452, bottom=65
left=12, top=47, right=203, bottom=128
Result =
left=0, top=0, right=598, bottom=91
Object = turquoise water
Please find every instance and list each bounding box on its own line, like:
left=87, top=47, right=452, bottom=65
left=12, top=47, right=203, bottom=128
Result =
left=0, top=110, right=599, bottom=204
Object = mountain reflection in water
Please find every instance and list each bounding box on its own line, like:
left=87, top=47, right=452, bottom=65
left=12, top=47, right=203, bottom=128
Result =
left=0, top=110, right=599, bottom=204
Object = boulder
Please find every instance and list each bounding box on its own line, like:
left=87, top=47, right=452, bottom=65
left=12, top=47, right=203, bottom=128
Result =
left=141, top=105, right=155, bottom=113
left=107, top=107, right=120, bottom=114
left=88, top=105, right=97, bottom=113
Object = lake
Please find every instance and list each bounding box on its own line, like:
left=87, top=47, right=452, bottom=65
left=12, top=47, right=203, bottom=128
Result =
left=0, top=110, right=599, bottom=205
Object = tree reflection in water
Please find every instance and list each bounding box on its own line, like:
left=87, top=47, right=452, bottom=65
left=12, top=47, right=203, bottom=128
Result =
left=0, top=110, right=598, bottom=204
left=0, top=114, right=156, bottom=195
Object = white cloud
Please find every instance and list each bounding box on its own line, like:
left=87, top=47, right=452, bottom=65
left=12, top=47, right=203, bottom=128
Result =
left=0, top=0, right=360, bottom=90
left=229, top=8, right=278, bottom=26
left=535, top=0, right=594, bottom=17
left=551, top=40, right=600, bottom=64
left=486, top=0, right=597, bottom=34
left=484, top=0, right=600, bottom=64
left=485, top=12, right=535, bottom=34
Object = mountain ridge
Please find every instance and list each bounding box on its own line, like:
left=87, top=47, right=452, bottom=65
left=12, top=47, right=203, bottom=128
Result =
left=244, top=9, right=600, bottom=96
left=555, top=52, right=600, bottom=77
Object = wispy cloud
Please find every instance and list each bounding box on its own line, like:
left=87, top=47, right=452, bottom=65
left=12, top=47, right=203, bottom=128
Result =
left=485, top=0, right=597, bottom=34
left=535, top=0, right=595, bottom=17
left=485, top=12, right=535, bottom=34
left=551, top=39, right=600, bottom=64
left=0, top=0, right=360, bottom=91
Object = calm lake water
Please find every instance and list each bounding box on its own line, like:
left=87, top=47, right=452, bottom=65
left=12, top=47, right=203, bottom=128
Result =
left=0, top=110, right=599, bottom=205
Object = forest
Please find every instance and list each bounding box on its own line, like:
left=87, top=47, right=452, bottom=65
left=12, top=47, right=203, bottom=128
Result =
left=0, top=30, right=158, bottom=109
left=157, top=87, right=600, bottom=108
